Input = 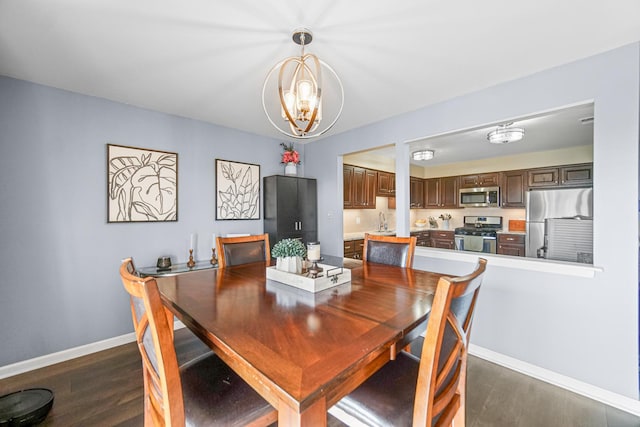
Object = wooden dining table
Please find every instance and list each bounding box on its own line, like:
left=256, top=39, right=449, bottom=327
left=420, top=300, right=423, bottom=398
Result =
left=157, top=258, right=445, bottom=426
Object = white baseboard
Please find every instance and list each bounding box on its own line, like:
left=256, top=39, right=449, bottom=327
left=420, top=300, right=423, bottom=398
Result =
left=0, top=321, right=186, bottom=380
left=0, top=333, right=136, bottom=380
left=2, top=328, right=638, bottom=418
left=469, top=344, right=640, bottom=416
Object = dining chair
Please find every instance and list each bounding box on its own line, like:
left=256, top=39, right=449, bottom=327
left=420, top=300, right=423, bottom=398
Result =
left=330, top=258, right=488, bottom=427
left=216, top=233, right=271, bottom=268
left=363, top=233, right=417, bottom=268
left=119, top=258, right=277, bottom=427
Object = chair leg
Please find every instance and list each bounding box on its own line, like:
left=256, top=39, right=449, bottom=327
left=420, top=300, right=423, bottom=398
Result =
left=452, top=403, right=464, bottom=427
left=453, top=356, right=468, bottom=427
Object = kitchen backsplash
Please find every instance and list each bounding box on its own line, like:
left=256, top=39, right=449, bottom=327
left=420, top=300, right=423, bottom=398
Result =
left=343, top=200, right=525, bottom=233
left=343, top=197, right=397, bottom=233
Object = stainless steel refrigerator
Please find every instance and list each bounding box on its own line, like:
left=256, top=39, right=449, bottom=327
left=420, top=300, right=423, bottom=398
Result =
left=525, top=187, right=593, bottom=261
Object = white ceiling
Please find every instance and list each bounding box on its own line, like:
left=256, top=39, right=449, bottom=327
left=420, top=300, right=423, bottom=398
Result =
left=361, top=103, right=595, bottom=166
left=0, top=0, right=639, bottom=144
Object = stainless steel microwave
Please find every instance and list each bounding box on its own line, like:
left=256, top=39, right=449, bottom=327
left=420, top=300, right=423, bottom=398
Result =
left=459, top=186, right=500, bottom=207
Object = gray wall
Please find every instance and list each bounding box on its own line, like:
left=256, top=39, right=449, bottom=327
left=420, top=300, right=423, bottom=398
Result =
left=0, top=76, right=297, bottom=365
left=306, top=43, right=640, bottom=398
left=1, top=43, right=638, bottom=401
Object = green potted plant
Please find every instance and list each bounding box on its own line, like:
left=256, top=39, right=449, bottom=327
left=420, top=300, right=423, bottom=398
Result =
left=272, top=238, right=307, bottom=274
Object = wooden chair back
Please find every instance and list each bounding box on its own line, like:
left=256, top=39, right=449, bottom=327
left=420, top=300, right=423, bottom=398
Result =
left=363, top=233, right=417, bottom=268
left=216, top=233, right=271, bottom=268
left=413, top=258, right=487, bottom=426
left=119, top=258, right=185, bottom=426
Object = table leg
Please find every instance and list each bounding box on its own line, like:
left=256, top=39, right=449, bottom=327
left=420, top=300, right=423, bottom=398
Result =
left=278, top=397, right=327, bottom=427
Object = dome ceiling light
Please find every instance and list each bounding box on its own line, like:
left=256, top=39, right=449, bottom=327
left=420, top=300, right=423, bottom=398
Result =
left=412, top=149, right=435, bottom=161
left=487, top=123, right=525, bottom=144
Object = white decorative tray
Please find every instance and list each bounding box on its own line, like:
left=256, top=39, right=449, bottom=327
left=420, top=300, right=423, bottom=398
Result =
left=266, top=263, right=351, bottom=293
left=266, top=280, right=351, bottom=308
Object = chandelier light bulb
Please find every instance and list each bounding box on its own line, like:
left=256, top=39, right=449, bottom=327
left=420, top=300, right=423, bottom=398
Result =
left=281, top=91, right=295, bottom=119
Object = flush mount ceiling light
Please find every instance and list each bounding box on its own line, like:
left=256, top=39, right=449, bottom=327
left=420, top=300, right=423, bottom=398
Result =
left=487, top=123, right=525, bottom=144
left=262, top=28, right=344, bottom=139
left=412, top=149, right=434, bottom=161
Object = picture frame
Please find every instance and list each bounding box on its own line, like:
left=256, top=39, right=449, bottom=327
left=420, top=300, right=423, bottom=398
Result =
left=215, top=159, right=260, bottom=220
left=107, top=144, right=178, bottom=223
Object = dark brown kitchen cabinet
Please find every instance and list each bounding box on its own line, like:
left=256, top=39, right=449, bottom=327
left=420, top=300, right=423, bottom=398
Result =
left=528, top=163, right=593, bottom=189
left=344, top=165, right=376, bottom=209
left=344, top=240, right=354, bottom=258
left=425, top=176, right=459, bottom=208
left=344, top=239, right=364, bottom=259
left=528, top=167, right=559, bottom=187
left=264, top=175, right=317, bottom=248
left=500, top=170, right=527, bottom=208
left=459, top=173, right=499, bottom=188
left=560, top=163, right=593, bottom=187
left=430, top=230, right=455, bottom=249
left=343, top=165, right=355, bottom=208
left=498, top=233, right=526, bottom=257
left=410, top=177, right=424, bottom=208
left=441, top=176, right=459, bottom=208
left=352, top=167, right=367, bottom=206
left=411, top=230, right=431, bottom=247
left=424, top=178, right=440, bottom=208
left=376, top=171, right=395, bottom=196
left=364, top=169, right=377, bottom=207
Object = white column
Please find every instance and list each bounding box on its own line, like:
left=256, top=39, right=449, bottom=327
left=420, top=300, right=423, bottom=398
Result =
left=395, top=141, right=410, bottom=237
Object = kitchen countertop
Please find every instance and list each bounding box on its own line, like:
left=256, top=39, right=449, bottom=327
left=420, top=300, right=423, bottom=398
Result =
left=496, top=230, right=526, bottom=235
left=344, top=227, right=452, bottom=241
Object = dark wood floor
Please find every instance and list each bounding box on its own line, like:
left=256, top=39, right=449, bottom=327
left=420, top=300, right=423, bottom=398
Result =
left=1, top=329, right=638, bottom=426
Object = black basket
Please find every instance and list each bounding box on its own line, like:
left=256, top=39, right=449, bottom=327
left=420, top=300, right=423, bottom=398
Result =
left=0, top=388, right=54, bottom=426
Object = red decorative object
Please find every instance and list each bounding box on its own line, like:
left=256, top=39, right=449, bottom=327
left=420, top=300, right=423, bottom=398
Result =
left=280, top=143, right=301, bottom=165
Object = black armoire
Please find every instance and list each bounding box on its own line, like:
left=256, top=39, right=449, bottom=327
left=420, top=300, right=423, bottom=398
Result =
left=263, top=175, right=317, bottom=249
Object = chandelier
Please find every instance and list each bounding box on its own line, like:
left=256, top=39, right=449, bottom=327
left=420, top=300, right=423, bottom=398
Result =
left=262, top=28, right=344, bottom=139
left=487, top=123, right=525, bottom=144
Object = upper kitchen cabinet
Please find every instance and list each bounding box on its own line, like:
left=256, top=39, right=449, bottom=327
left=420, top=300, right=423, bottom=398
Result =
left=376, top=171, right=395, bottom=196
left=344, top=164, right=376, bottom=209
left=264, top=175, right=317, bottom=246
left=343, top=165, right=355, bottom=208
left=559, top=163, right=593, bottom=187
left=424, top=176, right=460, bottom=209
left=528, top=167, right=560, bottom=187
left=459, top=172, right=499, bottom=188
left=528, top=163, right=592, bottom=188
left=441, top=176, right=460, bottom=208
left=410, top=177, right=424, bottom=208
left=500, top=170, right=527, bottom=208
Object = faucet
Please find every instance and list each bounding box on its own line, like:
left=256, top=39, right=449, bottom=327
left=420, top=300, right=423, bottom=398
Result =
left=379, top=212, right=386, bottom=231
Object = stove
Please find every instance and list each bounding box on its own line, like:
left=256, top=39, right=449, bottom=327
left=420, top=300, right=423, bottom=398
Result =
left=454, top=216, right=502, bottom=253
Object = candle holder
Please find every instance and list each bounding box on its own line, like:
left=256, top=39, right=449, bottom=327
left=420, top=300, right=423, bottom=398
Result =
left=210, top=248, right=218, bottom=265
left=187, top=249, right=196, bottom=268
left=307, top=260, right=323, bottom=278
left=306, top=241, right=323, bottom=278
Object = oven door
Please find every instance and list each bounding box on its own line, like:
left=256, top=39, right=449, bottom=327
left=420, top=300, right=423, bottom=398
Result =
left=455, top=235, right=496, bottom=253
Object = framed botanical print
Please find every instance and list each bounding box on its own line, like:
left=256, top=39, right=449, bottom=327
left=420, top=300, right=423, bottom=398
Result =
left=107, top=144, right=178, bottom=222
left=215, top=159, right=260, bottom=220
